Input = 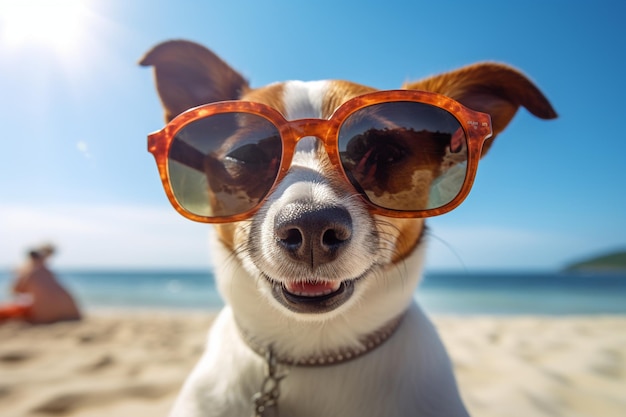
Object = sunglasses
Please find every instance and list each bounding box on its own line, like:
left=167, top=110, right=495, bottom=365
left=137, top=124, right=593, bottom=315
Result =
left=148, top=90, right=492, bottom=223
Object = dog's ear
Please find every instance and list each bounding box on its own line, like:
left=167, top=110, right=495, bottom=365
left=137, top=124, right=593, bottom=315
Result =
left=402, top=63, right=557, bottom=155
left=139, top=40, right=249, bottom=122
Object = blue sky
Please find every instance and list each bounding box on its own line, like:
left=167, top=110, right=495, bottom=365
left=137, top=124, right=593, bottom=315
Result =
left=0, top=0, right=624, bottom=271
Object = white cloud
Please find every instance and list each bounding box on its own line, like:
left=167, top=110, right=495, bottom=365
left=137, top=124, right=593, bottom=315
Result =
left=0, top=204, right=214, bottom=270
left=76, top=140, right=92, bottom=159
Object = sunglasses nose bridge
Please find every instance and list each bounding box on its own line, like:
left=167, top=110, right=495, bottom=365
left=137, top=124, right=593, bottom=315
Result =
left=287, top=118, right=333, bottom=143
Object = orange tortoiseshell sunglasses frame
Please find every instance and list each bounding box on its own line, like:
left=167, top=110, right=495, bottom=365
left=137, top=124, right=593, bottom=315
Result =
left=148, top=90, right=493, bottom=223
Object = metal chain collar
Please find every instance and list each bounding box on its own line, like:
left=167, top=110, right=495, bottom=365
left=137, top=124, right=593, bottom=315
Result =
left=247, top=314, right=406, bottom=416
left=252, top=348, right=289, bottom=417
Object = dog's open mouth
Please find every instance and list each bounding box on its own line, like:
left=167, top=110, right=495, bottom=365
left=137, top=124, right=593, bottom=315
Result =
left=270, top=278, right=355, bottom=314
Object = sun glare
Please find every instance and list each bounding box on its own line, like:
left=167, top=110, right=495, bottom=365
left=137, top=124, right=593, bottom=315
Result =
left=0, top=0, right=91, bottom=55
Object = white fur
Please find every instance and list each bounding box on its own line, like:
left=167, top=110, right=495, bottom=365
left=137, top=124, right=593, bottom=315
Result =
left=169, top=81, right=470, bottom=417
left=283, top=80, right=328, bottom=120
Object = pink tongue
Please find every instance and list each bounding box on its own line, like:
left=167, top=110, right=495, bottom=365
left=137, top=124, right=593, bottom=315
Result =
left=284, top=281, right=340, bottom=296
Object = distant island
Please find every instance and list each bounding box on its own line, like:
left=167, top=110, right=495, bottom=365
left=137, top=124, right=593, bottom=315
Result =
left=564, top=250, right=626, bottom=272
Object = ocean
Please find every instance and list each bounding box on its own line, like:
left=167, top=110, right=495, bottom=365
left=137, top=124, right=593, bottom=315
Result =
left=1, top=269, right=625, bottom=315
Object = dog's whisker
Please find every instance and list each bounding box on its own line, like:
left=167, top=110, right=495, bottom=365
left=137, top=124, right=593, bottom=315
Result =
left=424, top=228, right=469, bottom=273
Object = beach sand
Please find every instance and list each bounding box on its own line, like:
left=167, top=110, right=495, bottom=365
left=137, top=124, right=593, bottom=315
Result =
left=1, top=312, right=625, bottom=417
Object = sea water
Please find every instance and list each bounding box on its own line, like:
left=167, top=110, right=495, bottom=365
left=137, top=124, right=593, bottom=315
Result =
left=1, top=269, right=625, bottom=315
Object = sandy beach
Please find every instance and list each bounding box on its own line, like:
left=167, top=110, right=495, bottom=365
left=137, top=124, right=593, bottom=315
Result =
left=1, top=312, right=624, bottom=417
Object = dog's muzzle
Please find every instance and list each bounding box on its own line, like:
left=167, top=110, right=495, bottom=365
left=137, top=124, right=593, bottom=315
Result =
left=269, top=201, right=357, bottom=313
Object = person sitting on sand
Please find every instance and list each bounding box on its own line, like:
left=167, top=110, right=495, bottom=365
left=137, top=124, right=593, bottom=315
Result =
left=0, top=244, right=81, bottom=324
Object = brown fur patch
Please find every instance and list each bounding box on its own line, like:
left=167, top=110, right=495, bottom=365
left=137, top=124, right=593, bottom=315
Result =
left=377, top=217, right=425, bottom=263
left=240, top=84, right=287, bottom=117
left=402, top=63, right=557, bottom=155
left=139, top=40, right=249, bottom=122
left=215, top=223, right=238, bottom=250
left=322, top=81, right=377, bottom=118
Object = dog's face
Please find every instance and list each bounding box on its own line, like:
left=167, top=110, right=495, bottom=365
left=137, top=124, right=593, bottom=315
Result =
left=141, top=40, right=556, bottom=332
left=234, top=81, right=430, bottom=319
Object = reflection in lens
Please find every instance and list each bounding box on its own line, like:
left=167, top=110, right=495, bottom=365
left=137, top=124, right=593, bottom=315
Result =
left=167, top=113, right=281, bottom=217
left=338, top=102, right=468, bottom=211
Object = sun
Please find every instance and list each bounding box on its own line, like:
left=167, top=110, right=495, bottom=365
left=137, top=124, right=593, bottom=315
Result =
left=0, top=0, right=91, bottom=56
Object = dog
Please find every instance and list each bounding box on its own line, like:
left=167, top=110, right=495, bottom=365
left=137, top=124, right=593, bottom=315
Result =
left=140, top=40, right=556, bottom=417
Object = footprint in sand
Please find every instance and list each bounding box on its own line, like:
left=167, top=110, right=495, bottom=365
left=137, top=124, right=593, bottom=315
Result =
left=81, top=354, right=115, bottom=372
left=30, top=383, right=174, bottom=414
left=590, top=349, right=623, bottom=379
left=0, top=350, right=34, bottom=363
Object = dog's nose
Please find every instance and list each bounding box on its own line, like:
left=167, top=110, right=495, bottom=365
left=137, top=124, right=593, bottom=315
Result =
left=274, top=202, right=352, bottom=269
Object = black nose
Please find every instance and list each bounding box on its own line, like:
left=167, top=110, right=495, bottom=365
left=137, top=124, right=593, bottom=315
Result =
left=274, top=202, right=352, bottom=269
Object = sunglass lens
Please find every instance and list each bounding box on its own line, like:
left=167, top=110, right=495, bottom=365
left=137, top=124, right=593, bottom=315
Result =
left=338, top=102, right=468, bottom=212
left=167, top=113, right=281, bottom=218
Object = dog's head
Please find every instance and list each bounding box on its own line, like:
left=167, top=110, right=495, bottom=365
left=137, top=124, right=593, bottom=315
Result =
left=141, top=40, right=555, bottom=349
